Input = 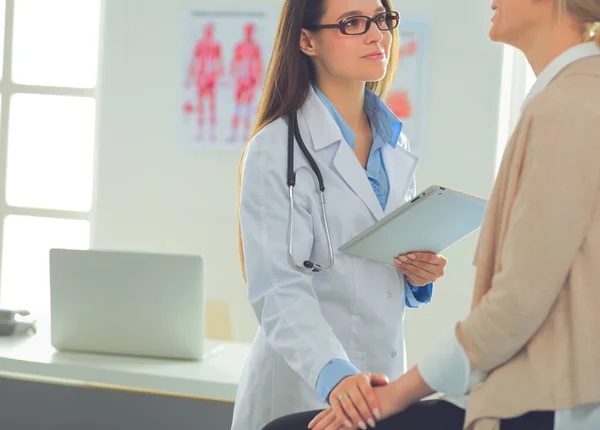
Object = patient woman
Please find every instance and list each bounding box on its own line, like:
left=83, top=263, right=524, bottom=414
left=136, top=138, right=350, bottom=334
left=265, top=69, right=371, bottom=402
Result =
left=263, top=0, right=600, bottom=429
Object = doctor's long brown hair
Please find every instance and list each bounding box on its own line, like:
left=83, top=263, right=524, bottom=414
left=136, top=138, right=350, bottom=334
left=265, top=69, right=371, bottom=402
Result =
left=237, top=0, right=400, bottom=281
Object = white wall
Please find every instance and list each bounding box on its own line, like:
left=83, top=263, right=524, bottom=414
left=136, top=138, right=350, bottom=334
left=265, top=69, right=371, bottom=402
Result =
left=92, top=0, right=504, bottom=366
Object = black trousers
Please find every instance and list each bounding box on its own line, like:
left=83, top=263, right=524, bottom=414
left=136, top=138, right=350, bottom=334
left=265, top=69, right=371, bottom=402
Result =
left=263, top=400, right=554, bottom=430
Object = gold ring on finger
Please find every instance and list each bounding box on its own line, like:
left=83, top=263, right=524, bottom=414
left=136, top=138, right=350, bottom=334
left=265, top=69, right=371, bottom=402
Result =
left=338, top=394, right=349, bottom=401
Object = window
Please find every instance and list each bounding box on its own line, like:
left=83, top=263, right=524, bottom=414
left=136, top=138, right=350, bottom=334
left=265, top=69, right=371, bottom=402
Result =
left=495, top=46, right=535, bottom=175
left=0, top=0, right=102, bottom=317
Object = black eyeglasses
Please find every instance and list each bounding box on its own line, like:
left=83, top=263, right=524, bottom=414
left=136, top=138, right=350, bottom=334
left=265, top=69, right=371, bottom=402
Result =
left=306, top=11, right=400, bottom=36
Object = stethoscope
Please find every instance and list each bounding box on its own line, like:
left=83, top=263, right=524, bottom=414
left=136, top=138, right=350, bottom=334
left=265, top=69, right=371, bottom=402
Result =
left=287, top=112, right=335, bottom=272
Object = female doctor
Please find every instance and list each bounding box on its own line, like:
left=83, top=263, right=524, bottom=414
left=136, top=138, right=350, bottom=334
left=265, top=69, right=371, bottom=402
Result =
left=232, top=0, right=447, bottom=429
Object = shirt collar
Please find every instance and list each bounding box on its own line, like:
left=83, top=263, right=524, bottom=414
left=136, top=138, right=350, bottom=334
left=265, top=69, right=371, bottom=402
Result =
left=311, top=82, right=403, bottom=150
left=364, top=89, right=403, bottom=148
left=522, top=42, right=600, bottom=111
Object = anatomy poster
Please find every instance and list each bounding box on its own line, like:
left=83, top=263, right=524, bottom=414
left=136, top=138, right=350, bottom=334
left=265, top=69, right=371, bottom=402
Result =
left=181, top=6, right=277, bottom=149
left=385, top=21, right=430, bottom=156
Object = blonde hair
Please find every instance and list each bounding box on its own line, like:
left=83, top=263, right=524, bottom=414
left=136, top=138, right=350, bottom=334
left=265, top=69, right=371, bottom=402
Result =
left=559, top=0, right=600, bottom=46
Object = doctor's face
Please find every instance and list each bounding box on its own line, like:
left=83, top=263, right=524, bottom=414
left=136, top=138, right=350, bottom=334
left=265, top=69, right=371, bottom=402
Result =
left=304, top=0, right=395, bottom=84
left=489, top=0, right=554, bottom=47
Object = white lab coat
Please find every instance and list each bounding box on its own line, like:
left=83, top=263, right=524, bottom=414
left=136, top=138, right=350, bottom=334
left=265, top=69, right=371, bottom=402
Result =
left=231, top=86, right=420, bottom=430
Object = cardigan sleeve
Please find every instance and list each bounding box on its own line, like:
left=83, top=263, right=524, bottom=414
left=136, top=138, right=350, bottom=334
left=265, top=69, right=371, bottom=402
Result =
left=458, top=89, right=600, bottom=372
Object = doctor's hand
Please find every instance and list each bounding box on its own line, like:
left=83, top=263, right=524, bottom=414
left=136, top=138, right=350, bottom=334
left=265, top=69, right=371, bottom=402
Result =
left=309, top=382, right=404, bottom=430
left=394, top=252, right=447, bottom=287
left=309, top=373, right=389, bottom=430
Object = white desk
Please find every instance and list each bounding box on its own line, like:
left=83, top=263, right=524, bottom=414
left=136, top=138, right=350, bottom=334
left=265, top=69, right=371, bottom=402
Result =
left=0, top=323, right=251, bottom=403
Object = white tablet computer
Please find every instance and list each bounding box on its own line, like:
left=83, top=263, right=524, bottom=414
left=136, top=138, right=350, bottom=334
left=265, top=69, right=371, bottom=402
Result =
left=338, top=185, right=487, bottom=265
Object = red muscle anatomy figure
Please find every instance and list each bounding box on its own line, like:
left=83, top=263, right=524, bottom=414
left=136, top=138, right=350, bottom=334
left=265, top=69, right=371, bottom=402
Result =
left=228, top=23, right=263, bottom=142
left=186, top=23, right=224, bottom=141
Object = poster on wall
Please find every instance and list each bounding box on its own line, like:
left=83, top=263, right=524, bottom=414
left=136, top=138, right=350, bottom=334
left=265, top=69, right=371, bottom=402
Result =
left=181, top=6, right=277, bottom=150
left=385, top=21, right=430, bottom=156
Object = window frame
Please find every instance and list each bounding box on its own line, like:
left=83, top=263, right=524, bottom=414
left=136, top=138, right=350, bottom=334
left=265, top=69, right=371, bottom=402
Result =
left=495, top=45, right=535, bottom=175
left=0, top=0, right=97, bottom=303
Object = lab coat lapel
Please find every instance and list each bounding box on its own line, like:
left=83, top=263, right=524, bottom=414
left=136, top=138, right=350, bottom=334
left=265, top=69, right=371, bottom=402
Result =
left=382, top=143, right=419, bottom=215
left=299, top=87, right=385, bottom=221
left=333, top=142, right=385, bottom=221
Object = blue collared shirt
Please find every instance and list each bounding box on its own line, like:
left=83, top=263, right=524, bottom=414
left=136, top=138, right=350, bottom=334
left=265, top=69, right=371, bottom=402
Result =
left=312, top=83, right=433, bottom=403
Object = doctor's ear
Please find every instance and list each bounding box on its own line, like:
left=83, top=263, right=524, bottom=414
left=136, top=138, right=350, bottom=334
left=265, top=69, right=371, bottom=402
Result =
left=299, top=29, right=317, bottom=56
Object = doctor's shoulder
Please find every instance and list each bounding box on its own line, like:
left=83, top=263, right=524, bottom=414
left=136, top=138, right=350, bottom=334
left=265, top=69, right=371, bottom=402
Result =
left=242, top=117, right=289, bottom=172
left=396, top=132, right=412, bottom=152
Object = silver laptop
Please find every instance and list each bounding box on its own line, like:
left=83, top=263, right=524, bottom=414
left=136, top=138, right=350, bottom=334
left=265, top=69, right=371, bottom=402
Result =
left=49, top=249, right=213, bottom=361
